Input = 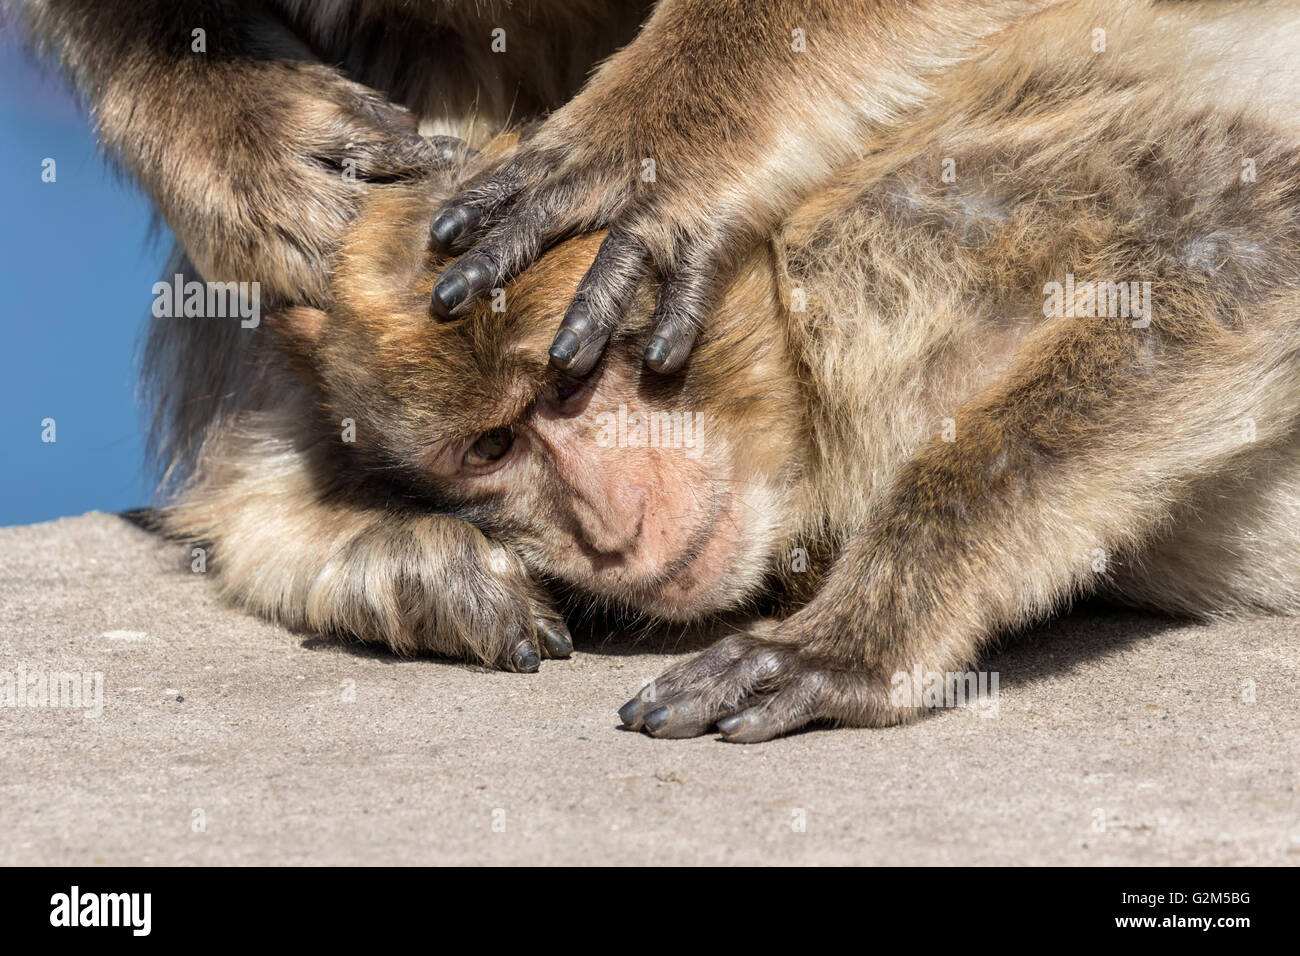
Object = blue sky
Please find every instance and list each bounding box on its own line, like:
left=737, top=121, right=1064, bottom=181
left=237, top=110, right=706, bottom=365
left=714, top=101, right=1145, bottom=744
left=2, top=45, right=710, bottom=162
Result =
left=0, top=29, right=162, bottom=526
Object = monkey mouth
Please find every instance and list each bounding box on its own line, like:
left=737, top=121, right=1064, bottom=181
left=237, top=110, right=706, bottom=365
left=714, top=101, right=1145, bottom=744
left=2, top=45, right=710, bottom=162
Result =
left=622, top=487, right=741, bottom=615
left=651, top=494, right=724, bottom=581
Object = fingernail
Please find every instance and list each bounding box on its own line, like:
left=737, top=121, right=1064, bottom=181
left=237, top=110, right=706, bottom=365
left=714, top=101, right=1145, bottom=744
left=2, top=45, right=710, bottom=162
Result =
left=429, top=207, right=467, bottom=249
left=549, top=328, right=581, bottom=366
left=432, top=271, right=469, bottom=315
left=643, top=705, right=670, bottom=732
left=562, top=302, right=594, bottom=337
left=716, top=714, right=743, bottom=735
left=537, top=619, right=573, bottom=658
left=511, top=642, right=540, bottom=673
left=643, top=335, right=670, bottom=370
left=458, top=256, right=494, bottom=289
left=617, top=698, right=642, bottom=726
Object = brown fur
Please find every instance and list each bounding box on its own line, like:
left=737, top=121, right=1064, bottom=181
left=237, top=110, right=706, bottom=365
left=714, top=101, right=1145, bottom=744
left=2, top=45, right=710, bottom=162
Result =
left=209, top=0, right=1300, bottom=737
left=20, top=0, right=1300, bottom=701
left=19, top=0, right=1072, bottom=670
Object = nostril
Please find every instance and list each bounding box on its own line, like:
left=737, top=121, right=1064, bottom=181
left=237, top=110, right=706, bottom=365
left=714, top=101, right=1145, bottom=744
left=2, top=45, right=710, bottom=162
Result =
left=564, top=479, right=649, bottom=562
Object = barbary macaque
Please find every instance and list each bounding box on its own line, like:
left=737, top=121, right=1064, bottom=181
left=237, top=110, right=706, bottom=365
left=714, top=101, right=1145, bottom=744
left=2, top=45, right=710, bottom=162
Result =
left=17, top=0, right=1074, bottom=670
left=21, top=0, right=1300, bottom=726
left=171, top=0, right=1300, bottom=740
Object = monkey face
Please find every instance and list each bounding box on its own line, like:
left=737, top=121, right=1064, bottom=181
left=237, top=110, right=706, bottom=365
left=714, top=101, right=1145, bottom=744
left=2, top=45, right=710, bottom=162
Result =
left=420, top=353, right=787, bottom=618
left=272, top=174, right=809, bottom=619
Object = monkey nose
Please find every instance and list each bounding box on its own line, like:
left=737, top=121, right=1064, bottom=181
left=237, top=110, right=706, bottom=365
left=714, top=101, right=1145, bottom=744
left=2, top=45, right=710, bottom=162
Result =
left=580, top=511, right=645, bottom=558
left=571, top=487, right=647, bottom=558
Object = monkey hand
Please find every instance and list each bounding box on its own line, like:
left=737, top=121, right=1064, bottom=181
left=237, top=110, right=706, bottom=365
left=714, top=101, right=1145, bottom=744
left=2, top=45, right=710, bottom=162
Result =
left=424, top=3, right=846, bottom=376
left=381, top=522, right=574, bottom=672
left=146, top=63, right=469, bottom=307
left=166, top=424, right=570, bottom=672
left=617, top=628, right=930, bottom=743
left=325, top=514, right=578, bottom=671
left=281, top=512, right=571, bottom=672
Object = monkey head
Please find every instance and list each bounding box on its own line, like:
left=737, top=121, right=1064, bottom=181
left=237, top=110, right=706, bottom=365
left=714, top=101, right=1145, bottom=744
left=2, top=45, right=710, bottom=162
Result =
left=270, top=161, right=810, bottom=620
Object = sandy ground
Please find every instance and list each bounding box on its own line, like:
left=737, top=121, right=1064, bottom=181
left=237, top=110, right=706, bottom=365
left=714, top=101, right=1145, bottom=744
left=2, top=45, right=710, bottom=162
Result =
left=0, top=511, right=1295, bottom=865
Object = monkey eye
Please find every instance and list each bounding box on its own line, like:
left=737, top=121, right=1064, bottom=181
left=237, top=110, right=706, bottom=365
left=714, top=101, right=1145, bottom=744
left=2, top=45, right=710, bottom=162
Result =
left=463, top=426, right=515, bottom=467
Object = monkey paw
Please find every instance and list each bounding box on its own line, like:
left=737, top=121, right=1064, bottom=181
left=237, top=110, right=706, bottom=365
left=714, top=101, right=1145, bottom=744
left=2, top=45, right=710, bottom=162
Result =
left=175, top=62, right=474, bottom=306
left=424, top=122, right=759, bottom=377
left=417, top=540, right=574, bottom=675
left=401, top=572, right=571, bottom=675
left=292, top=65, right=473, bottom=185
left=336, top=515, right=572, bottom=674
left=617, top=633, right=909, bottom=743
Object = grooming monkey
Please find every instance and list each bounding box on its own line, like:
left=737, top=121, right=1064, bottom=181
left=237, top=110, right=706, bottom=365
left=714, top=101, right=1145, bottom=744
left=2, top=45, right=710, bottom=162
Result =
left=174, top=0, right=1300, bottom=740
left=16, top=0, right=1075, bottom=669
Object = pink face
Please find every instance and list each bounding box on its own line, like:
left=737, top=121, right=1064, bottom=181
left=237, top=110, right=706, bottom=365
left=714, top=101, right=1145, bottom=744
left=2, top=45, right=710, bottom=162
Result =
left=424, top=360, right=786, bottom=618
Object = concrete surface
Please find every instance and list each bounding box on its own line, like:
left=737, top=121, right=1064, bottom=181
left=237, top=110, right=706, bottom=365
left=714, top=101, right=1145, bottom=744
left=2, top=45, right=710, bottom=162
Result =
left=0, top=511, right=1296, bottom=865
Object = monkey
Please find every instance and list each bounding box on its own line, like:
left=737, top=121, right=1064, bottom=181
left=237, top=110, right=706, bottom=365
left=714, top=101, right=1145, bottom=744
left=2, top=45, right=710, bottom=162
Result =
left=168, top=0, right=1300, bottom=740
left=15, top=0, right=1089, bottom=670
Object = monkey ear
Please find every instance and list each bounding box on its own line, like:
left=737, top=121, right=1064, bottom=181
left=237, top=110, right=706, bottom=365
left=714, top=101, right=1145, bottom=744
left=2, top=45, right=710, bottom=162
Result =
left=267, top=306, right=328, bottom=381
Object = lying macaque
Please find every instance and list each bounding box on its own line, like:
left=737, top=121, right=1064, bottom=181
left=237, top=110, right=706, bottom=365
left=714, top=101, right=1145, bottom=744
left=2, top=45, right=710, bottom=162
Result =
left=35, top=0, right=1078, bottom=678
left=169, top=0, right=1300, bottom=739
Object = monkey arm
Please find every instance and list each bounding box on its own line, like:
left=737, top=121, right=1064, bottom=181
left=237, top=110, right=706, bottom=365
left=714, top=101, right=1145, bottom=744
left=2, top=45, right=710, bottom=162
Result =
left=17, top=0, right=456, bottom=306
left=620, top=288, right=1300, bottom=740
left=161, top=406, right=571, bottom=671
left=425, top=0, right=1059, bottom=374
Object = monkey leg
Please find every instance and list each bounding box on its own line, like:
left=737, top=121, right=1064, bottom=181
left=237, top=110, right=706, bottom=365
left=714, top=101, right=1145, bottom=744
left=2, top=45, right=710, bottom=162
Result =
left=1099, top=427, right=1300, bottom=618
left=162, top=410, right=570, bottom=672
left=621, top=290, right=1300, bottom=740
